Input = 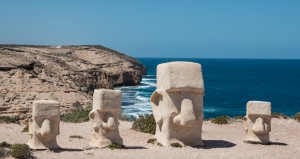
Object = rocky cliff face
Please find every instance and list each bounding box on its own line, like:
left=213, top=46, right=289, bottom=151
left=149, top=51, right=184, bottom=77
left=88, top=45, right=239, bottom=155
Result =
left=0, top=45, right=146, bottom=120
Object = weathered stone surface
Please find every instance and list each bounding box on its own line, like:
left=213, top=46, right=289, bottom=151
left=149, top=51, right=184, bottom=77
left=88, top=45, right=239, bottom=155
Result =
left=243, top=101, right=271, bottom=144
left=157, top=62, right=204, bottom=92
left=89, top=89, right=123, bottom=148
left=150, top=62, right=204, bottom=147
left=0, top=45, right=145, bottom=120
left=28, top=100, right=60, bottom=149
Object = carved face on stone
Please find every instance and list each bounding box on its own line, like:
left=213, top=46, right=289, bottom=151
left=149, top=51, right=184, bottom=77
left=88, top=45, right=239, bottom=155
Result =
left=150, top=62, right=204, bottom=147
left=28, top=100, right=60, bottom=149
left=89, top=89, right=123, bottom=148
left=243, top=101, right=271, bottom=144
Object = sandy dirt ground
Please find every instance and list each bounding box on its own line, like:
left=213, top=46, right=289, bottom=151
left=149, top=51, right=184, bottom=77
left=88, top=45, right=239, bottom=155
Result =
left=1, top=118, right=300, bottom=159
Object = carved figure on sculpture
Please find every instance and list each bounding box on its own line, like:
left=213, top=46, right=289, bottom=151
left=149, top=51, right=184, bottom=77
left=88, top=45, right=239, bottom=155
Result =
left=89, top=89, right=123, bottom=148
left=243, top=101, right=271, bottom=144
left=28, top=100, right=60, bottom=149
left=150, top=62, right=205, bottom=147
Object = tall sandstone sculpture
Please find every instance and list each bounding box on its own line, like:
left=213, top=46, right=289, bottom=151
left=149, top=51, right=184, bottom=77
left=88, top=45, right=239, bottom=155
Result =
left=0, top=45, right=145, bottom=121
left=28, top=100, right=60, bottom=149
left=243, top=101, right=271, bottom=144
left=89, top=89, right=123, bottom=148
left=150, top=62, right=205, bottom=147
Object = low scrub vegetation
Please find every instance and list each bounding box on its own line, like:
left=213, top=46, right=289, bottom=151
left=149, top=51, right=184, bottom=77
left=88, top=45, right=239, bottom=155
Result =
left=272, top=112, right=289, bottom=119
left=170, top=143, right=182, bottom=148
left=107, top=143, right=125, bottom=150
left=293, top=112, right=300, bottom=122
left=0, top=116, right=18, bottom=124
left=10, top=144, right=32, bottom=159
left=132, top=114, right=156, bottom=135
left=69, top=135, right=83, bottom=139
left=211, top=116, right=229, bottom=125
left=233, top=116, right=244, bottom=120
left=118, top=112, right=136, bottom=121
left=147, top=138, right=157, bottom=144
left=22, top=124, right=29, bottom=133
left=61, top=107, right=91, bottom=123
left=0, top=141, right=11, bottom=148
left=0, top=142, right=34, bottom=159
left=157, top=142, right=163, bottom=146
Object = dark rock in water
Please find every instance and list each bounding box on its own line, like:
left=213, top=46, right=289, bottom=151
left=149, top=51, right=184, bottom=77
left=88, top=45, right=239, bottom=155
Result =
left=0, top=45, right=146, bottom=120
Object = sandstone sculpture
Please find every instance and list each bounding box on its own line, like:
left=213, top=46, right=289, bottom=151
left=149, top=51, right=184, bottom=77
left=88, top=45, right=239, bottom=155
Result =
left=243, top=101, right=271, bottom=144
left=0, top=45, right=145, bottom=121
left=150, top=62, right=205, bottom=147
left=89, top=89, right=123, bottom=148
left=28, top=100, right=60, bottom=149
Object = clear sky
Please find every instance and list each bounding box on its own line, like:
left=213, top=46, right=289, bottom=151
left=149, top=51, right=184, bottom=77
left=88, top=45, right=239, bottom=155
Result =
left=0, top=0, right=299, bottom=58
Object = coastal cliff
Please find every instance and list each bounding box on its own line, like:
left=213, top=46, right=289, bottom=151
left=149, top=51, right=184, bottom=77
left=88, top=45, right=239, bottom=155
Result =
left=0, top=45, right=146, bottom=120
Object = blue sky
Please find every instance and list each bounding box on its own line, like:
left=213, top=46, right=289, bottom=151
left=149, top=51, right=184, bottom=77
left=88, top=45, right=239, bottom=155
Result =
left=0, top=0, right=299, bottom=58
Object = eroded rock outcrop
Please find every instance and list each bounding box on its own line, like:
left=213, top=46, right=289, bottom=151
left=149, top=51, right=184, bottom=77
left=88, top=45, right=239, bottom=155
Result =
left=0, top=45, right=146, bottom=120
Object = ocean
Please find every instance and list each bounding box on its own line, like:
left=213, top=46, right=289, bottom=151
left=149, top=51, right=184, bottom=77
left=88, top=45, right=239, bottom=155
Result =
left=116, top=58, right=300, bottom=119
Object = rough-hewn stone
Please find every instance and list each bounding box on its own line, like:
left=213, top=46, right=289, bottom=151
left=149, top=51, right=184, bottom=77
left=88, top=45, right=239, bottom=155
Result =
left=89, top=89, right=123, bottom=148
left=150, top=62, right=204, bottom=147
left=243, top=101, right=271, bottom=144
left=28, top=100, right=60, bottom=149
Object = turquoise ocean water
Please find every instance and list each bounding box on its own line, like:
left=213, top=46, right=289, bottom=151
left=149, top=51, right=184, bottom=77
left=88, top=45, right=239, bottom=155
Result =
left=117, top=58, right=300, bottom=119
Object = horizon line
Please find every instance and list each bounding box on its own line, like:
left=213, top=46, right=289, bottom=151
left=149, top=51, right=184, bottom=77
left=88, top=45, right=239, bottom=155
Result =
left=1, top=44, right=299, bottom=60
left=135, top=57, right=300, bottom=60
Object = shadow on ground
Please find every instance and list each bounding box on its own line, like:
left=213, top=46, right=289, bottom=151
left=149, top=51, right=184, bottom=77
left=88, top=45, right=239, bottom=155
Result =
left=48, top=148, right=84, bottom=153
left=270, top=142, right=288, bottom=146
left=125, top=146, right=147, bottom=149
left=201, top=140, right=236, bottom=149
left=244, top=141, right=288, bottom=146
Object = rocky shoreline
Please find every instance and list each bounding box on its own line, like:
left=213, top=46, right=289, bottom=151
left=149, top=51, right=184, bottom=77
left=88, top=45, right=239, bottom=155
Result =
left=0, top=45, right=146, bottom=120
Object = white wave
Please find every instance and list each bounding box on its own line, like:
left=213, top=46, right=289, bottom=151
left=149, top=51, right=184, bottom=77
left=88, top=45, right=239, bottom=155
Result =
left=115, top=86, right=132, bottom=89
left=136, top=95, right=149, bottom=101
left=142, top=78, right=156, bottom=81
left=204, top=108, right=218, bottom=112
left=132, top=85, right=153, bottom=89
left=144, top=75, right=156, bottom=77
left=140, top=81, right=157, bottom=87
left=125, top=110, right=152, bottom=117
left=135, top=91, right=151, bottom=96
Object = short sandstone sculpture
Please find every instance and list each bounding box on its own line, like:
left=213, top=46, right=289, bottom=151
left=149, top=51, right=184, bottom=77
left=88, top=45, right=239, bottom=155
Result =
left=243, top=101, right=271, bottom=144
left=28, top=100, right=60, bottom=149
left=89, top=89, right=123, bottom=148
left=150, top=62, right=205, bottom=146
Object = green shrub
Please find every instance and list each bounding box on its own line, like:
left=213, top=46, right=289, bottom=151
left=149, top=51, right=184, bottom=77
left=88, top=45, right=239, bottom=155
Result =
left=9, top=144, right=32, bottom=159
left=61, top=107, right=91, bottom=123
left=69, top=135, right=83, bottom=139
left=272, top=112, right=288, bottom=119
left=0, top=141, right=11, bottom=148
left=22, top=124, right=29, bottom=133
left=170, top=143, right=182, bottom=148
left=118, top=112, right=136, bottom=121
left=293, top=112, right=300, bottom=122
left=211, top=116, right=229, bottom=125
left=147, top=138, right=157, bottom=144
left=107, top=143, right=125, bottom=150
left=0, top=116, right=18, bottom=124
left=233, top=116, right=244, bottom=120
left=205, top=118, right=213, bottom=121
left=132, top=114, right=156, bottom=135
left=157, top=142, right=163, bottom=146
